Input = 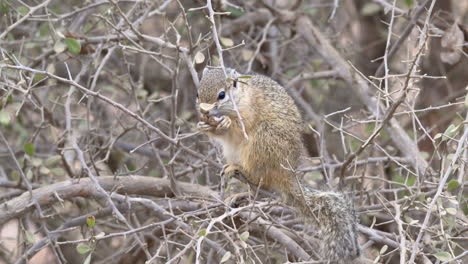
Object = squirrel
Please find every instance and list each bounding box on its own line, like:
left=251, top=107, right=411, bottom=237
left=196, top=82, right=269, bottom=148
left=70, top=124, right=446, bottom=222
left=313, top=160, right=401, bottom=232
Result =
left=196, top=67, right=360, bottom=263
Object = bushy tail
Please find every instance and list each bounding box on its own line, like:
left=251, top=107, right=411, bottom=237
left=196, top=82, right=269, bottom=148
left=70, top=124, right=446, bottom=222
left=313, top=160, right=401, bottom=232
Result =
left=286, top=184, right=360, bottom=263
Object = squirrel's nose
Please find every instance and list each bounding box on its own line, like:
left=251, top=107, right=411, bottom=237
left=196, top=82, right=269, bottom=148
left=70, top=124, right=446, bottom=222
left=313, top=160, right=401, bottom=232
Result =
left=199, top=103, right=215, bottom=115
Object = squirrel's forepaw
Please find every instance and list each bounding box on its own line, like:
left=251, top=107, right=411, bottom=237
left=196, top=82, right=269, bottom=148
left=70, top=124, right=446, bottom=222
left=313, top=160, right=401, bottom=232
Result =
left=221, top=164, right=242, bottom=179
left=224, top=192, right=250, bottom=208
left=216, top=115, right=232, bottom=131
left=197, top=121, right=213, bottom=132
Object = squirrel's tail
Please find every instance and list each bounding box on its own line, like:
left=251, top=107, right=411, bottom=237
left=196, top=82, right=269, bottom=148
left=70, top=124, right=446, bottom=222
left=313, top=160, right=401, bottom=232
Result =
left=286, top=184, right=360, bottom=263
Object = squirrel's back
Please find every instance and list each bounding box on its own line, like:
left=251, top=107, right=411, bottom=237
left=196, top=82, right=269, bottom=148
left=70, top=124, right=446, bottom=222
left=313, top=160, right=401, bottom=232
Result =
left=248, top=74, right=303, bottom=130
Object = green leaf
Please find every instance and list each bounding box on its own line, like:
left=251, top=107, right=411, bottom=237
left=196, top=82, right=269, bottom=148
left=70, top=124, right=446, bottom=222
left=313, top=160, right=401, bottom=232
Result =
left=86, top=216, right=95, bottom=228
left=33, top=73, right=46, bottom=84
left=24, top=143, right=35, bottom=156
left=0, top=110, right=11, bottom=125
left=198, top=229, right=207, bottom=237
left=433, top=251, right=452, bottom=262
left=220, top=251, right=231, bottom=263
left=442, top=124, right=460, bottom=141
left=238, top=75, right=252, bottom=79
left=39, top=23, right=50, bottom=37
left=65, top=37, right=81, bottom=54
left=406, top=175, right=416, bottom=187
left=361, top=3, right=381, bottom=16
left=25, top=230, right=35, bottom=245
left=447, top=180, right=460, bottom=191
left=239, top=231, right=249, bottom=241
left=11, top=170, right=20, bottom=181
left=225, top=7, right=244, bottom=17
left=0, top=1, right=9, bottom=14
left=17, top=6, right=29, bottom=16
left=404, top=0, right=413, bottom=7
left=76, top=243, right=92, bottom=255
left=83, top=254, right=92, bottom=264
left=392, top=175, right=405, bottom=184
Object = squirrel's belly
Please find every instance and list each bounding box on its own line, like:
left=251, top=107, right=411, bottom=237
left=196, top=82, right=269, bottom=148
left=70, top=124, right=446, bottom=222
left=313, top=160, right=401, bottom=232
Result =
left=214, top=137, right=242, bottom=164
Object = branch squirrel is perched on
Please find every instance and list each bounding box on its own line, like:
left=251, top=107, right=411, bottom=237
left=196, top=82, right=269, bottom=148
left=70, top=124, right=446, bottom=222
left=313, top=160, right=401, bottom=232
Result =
left=196, top=67, right=360, bottom=263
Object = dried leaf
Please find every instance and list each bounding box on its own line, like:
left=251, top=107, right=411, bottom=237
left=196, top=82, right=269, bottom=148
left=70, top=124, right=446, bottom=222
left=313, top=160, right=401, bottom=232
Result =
left=220, top=37, right=234, bottom=47
left=194, top=51, right=205, bottom=64
left=39, top=166, right=50, bottom=175
left=241, top=49, right=254, bottom=61
left=220, top=251, right=231, bottom=263
left=0, top=111, right=11, bottom=125
left=361, top=3, right=381, bottom=16
left=45, top=155, right=62, bottom=166
left=240, top=231, right=249, bottom=241
left=446, top=207, right=457, bottom=215
left=51, top=168, right=66, bottom=177
left=465, top=91, right=468, bottom=108
left=54, top=41, right=66, bottom=54
left=380, top=245, right=388, bottom=254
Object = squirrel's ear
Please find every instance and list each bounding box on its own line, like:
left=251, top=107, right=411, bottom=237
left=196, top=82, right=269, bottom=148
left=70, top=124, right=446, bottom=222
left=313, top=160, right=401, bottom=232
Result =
left=226, top=68, right=238, bottom=78
left=202, top=67, right=209, bottom=79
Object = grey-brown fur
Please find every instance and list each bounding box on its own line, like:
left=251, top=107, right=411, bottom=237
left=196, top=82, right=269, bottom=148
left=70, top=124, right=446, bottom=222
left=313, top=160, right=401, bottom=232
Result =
left=197, top=67, right=360, bottom=262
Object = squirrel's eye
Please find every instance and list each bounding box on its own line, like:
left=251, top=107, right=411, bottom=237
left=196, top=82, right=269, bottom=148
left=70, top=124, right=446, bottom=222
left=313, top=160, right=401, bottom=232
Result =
left=196, top=92, right=199, bottom=99
left=218, top=91, right=225, bottom=100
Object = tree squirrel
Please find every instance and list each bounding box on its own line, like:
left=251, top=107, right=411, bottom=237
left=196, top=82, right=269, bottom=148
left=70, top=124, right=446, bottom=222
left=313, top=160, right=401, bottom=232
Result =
left=196, top=67, right=360, bottom=263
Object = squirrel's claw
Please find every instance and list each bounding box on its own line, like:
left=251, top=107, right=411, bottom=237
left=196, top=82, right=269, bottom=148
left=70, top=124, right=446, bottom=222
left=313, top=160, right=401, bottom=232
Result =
left=216, top=115, right=232, bottom=131
left=197, top=121, right=213, bottom=132
left=224, top=192, right=250, bottom=208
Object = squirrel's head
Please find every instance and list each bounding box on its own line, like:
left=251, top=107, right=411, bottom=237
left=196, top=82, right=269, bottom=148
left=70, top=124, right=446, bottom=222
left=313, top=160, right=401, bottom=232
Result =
left=196, top=67, right=241, bottom=118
